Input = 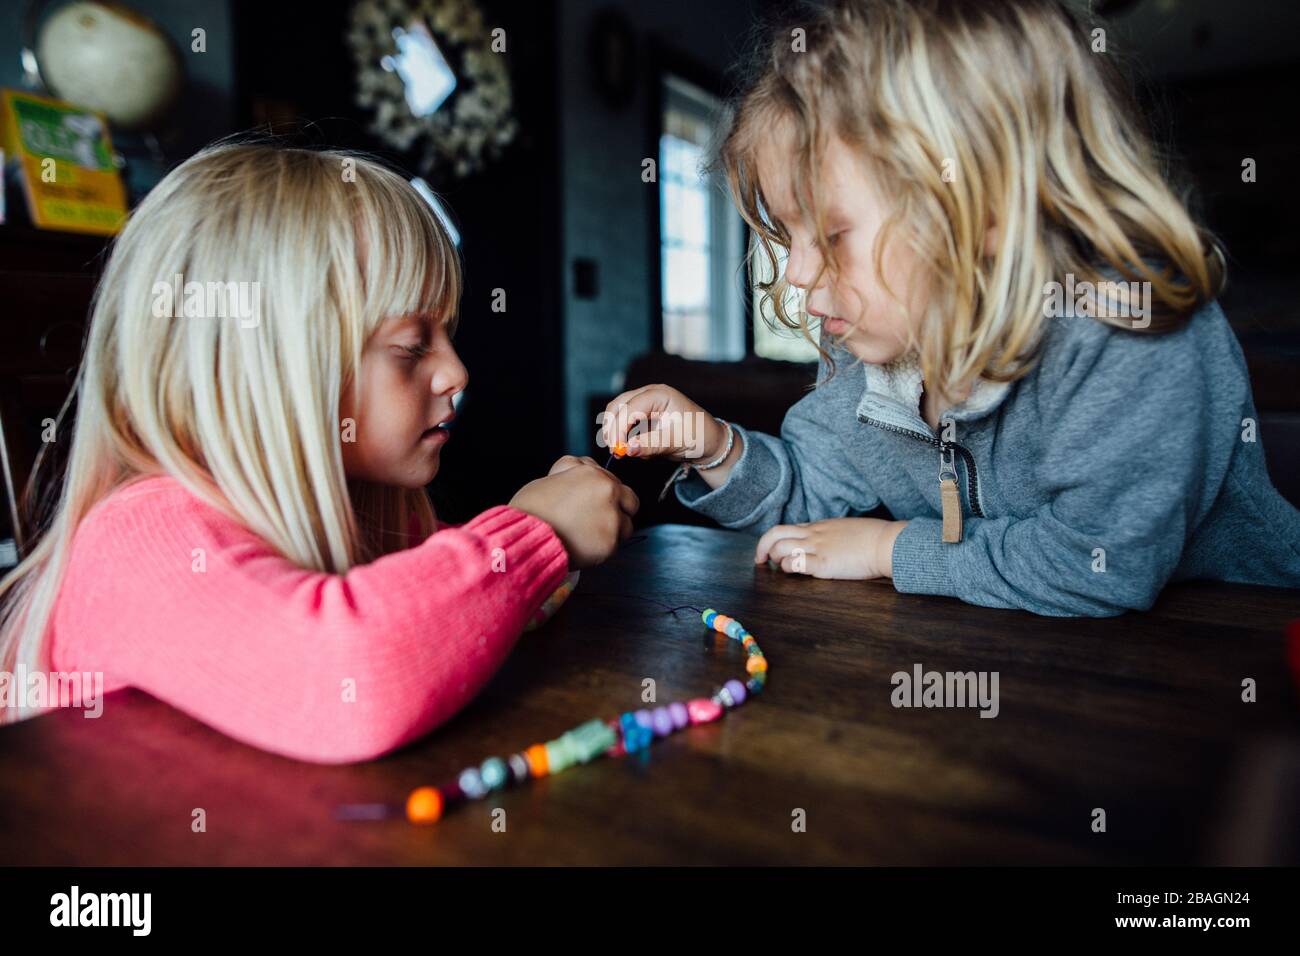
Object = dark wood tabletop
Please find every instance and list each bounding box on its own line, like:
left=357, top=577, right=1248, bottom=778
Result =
left=2, top=523, right=1298, bottom=865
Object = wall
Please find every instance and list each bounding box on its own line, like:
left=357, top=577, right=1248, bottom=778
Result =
left=0, top=0, right=236, bottom=196
left=556, top=0, right=762, bottom=454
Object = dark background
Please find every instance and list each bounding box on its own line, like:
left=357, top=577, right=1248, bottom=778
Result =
left=1, top=0, right=1296, bottom=540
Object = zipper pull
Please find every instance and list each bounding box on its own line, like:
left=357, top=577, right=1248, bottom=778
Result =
left=938, top=446, right=963, bottom=543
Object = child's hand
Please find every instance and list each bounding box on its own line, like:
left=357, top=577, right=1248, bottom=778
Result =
left=509, top=456, right=639, bottom=569
left=600, top=385, right=726, bottom=463
left=754, top=518, right=907, bottom=580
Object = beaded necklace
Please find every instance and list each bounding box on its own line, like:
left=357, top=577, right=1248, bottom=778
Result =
left=338, top=607, right=767, bottom=825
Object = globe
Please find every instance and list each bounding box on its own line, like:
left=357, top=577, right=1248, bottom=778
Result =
left=36, top=0, right=183, bottom=131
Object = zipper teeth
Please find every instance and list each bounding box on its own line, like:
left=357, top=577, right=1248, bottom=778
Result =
left=857, top=414, right=986, bottom=519
left=951, top=445, right=985, bottom=518
left=856, top=415, right=939, bottom=446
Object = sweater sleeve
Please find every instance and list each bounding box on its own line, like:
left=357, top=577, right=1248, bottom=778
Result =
left=50, top=484, right=569, bottom=763
left=891, top=314, right=1233, bottom=617
left=674, top=370, right=882, bottom=531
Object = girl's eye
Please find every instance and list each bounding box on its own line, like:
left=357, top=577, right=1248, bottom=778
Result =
left=396, top=344, right=429, bottom=360
left=828, top=230, right=847, bottom=247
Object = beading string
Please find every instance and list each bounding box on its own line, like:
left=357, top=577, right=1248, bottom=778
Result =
left=335, top=442, right=750, bottom=825
left=336, top=606, right=768, bottom=825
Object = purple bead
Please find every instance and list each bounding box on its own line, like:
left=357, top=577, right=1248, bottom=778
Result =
left=507, top=753, right=530, bottom=784
left=651, top=707, right=674, bottom=737
left=668, top=701, right=689, bottom=730
left=724, top=679, right=747, bottom=706
left=634, top=709, right=655, bottom=729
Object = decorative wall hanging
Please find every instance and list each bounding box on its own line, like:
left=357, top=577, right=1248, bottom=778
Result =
left=346, top=0, right=518, bottom=179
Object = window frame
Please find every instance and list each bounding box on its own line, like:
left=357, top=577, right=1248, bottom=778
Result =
left=646, top=43, right=753, bottom=360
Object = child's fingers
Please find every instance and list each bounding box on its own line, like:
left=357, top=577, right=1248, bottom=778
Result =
left=602, top=387, right=659, bottom=450
left=618, top=512, right=634, bottom=541
left=548, top=455, right=585, bottom=476
left=779, top=553, right=814, bottom=575
left=754, top=524, right=809, bottom=564
left=626, top=425, right=680, bottom=458
left=766, top=536, right=812, bottom=565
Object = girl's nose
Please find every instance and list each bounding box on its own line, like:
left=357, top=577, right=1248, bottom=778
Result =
left=784, top=242, right=821, bottom=291
left=432, top=350, right=469, bottom=397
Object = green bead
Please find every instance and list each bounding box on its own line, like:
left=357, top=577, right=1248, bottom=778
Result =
left=567, top=719, right=617, bottom=763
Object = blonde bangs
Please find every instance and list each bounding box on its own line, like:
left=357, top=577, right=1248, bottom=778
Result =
left=349, top=164, right=462, bottom=340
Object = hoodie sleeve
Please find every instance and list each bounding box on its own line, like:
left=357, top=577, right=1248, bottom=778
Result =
left=674, top=361, right=882, bottom=531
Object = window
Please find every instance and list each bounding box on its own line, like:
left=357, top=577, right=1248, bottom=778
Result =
left=381, top=21, right=457, bottom=118
left=659, top=76, right=743, bottom=361
left=751, top=238, right=820, bottom=363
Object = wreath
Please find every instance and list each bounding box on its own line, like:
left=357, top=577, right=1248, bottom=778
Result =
left=346, top=0, right=518, bottom=179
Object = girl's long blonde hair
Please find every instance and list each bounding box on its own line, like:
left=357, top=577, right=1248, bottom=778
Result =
left=722, top=0, right=1226, bottom=391
left=0, top=140, right=460, bottom=720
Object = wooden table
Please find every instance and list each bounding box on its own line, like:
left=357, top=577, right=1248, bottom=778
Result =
left=2, top=524, right=1298, bottom=865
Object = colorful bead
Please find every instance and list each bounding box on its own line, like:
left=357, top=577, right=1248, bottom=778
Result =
left=406, top=786, right=444, bottom=824
left=525, top=743, right=550, bottom=777
left=525, top=569, right=582, bottom=632
left=669, top=701, right=689, bottom=730
left=620, top=712, right=653, bottom=753
left=604, top=719, right=626, bottom=757
left=458, top=767, right=488, bottom=800
left=481, top=757, right=508, bottom=791
left=613, top=442, right=629, bottom=457
left=562, top=719, right=617, bottom=763
left=653, top=709, right=676, bottom=737
left=724, top=679, right=747, bottom=706
left=370, top=607, right=768, bottom=826
left=544, top=739, right=574, bottom=774
left=507, top=753, right=530, bottom=785
left=687, top=698, right=723, bottom=724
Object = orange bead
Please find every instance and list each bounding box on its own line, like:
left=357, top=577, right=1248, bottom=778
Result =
left=525, top=743, right=550, bottom=777
left=406, top=786, right=444, bottom=824
left=712, top=615, right=733, bottom=633
left=613, top=442, right=628, bottom=457
left=745, top=655, right=768, bottom=674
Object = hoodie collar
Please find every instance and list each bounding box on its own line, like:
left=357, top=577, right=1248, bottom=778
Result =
left=853, top=349, right=1012, bottom=434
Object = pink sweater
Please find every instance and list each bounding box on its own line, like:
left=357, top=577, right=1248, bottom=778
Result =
left=47, top=476, right=569, bottom=764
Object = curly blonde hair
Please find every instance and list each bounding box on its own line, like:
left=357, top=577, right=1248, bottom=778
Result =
left=721, top=0, right=1225, bottom=391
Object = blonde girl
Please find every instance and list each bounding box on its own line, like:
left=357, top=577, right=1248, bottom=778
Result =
left=605, top=0, right=1299, bottom=616
left=0, top=141, right=637, bottom=760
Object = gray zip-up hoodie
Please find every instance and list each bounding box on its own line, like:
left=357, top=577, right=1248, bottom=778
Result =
left=675, top=298, right=1300, bottom=616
